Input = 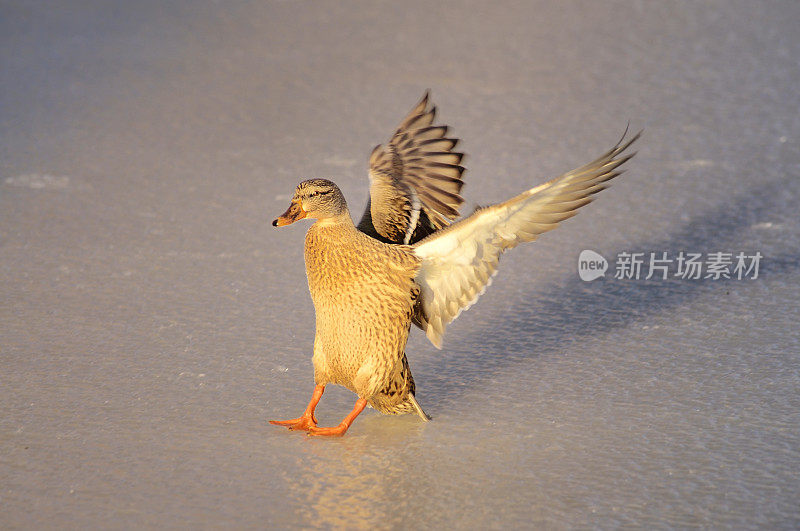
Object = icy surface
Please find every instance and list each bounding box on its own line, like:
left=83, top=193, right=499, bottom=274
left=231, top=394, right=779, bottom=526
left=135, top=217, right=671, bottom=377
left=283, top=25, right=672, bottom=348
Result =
left=2, top=1, right=799, bottom=528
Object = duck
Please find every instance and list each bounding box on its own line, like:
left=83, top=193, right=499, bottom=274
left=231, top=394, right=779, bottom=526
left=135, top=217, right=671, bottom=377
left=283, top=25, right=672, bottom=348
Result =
left=269, top=93, right=640, bottom=436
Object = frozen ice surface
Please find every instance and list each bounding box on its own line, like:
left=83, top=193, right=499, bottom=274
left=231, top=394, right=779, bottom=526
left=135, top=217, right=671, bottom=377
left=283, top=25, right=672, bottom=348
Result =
left=2, top=1, right=799, bottom=528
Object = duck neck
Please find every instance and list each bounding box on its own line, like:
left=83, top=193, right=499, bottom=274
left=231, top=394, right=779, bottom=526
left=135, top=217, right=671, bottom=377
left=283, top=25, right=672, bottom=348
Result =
left=305, top=210, right=359, bottom=263
left=313, top=209, right=354, bottom=230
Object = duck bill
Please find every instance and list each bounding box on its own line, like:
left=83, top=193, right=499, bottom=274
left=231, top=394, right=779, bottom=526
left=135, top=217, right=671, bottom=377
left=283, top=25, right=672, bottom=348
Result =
left=272, top=201, right=306, bottom=226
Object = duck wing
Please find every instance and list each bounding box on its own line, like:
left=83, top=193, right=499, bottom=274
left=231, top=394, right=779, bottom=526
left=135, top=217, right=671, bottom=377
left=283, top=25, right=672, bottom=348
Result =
left=412, top=130, right=641, bottom=348
left=357, top=91, right=466, bottom=244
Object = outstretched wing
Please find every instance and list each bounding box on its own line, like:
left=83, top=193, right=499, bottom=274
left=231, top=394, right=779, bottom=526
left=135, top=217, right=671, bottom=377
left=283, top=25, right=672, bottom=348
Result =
left=412, top=130, right=641, bottom=348
left=357, top=91, right=466, bottom=244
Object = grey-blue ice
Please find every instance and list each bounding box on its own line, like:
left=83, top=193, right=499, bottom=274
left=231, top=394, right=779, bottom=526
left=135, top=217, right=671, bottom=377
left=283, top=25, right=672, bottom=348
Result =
left=2, top=1, right=799, bottom=528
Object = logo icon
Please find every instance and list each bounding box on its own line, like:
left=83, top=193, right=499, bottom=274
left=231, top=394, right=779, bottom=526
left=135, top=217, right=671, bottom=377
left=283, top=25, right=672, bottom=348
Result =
left=578, top=250, right=608, bottom=281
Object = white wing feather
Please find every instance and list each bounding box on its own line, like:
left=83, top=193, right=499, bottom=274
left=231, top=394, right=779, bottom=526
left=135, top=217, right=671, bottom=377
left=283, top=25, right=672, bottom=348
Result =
left=412, top=131, right=640, bottom=348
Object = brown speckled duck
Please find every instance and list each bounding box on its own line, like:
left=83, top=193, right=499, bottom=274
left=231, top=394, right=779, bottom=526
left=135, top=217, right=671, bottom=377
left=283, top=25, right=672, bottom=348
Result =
left=270, top=93, right=639, bottom=436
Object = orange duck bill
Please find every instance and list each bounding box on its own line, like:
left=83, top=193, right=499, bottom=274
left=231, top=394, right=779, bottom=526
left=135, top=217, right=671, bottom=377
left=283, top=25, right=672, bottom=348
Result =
left=272, top=201, right=306, bottom=226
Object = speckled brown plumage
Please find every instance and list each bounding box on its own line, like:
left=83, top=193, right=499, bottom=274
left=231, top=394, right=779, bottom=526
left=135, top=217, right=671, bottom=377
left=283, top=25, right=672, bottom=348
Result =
left=304, top=215, right=428, bottom=418
left=357, top=91, right=465, bottom=245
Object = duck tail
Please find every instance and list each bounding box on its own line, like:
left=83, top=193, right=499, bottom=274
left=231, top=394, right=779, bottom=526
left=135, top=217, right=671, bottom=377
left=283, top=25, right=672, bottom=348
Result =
left=409, top=394, right=432, bottom=421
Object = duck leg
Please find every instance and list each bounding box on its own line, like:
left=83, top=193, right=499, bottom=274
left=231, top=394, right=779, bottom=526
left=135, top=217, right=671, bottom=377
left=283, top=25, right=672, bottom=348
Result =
left=307, top=398, right=367, bottom=437
left=269, top=385, right=324, bottom=431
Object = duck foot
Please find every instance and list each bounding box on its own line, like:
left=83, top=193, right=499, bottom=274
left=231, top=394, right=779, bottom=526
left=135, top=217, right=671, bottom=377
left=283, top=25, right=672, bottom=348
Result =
left=269, top=384, right=324, bottom=431
left=305, top=398, right=367, bottom=437
left=269, top=414, right=317, bottom=431
left=306, top=424, right=348, bottom=437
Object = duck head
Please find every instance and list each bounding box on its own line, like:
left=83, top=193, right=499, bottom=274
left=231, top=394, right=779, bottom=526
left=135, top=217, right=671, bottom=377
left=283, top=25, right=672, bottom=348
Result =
left=273, top=179, right=348, bottom=227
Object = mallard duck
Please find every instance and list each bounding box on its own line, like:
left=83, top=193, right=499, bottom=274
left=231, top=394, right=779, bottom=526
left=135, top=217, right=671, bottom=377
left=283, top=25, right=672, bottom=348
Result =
left=270, top=93, right=640, bottom=436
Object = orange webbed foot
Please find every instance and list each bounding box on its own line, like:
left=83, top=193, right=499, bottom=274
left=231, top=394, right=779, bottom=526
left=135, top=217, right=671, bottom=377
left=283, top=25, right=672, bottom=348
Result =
left=270, top=385, right=325, bottom=432
left=269, top=413, right=318, bottom=431
left=306, top=423, right=349, bottom=437
left=305, top=398, right=367, bottom=437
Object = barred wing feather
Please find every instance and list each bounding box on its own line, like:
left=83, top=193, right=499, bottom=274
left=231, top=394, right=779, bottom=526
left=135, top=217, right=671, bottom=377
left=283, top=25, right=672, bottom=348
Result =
left=357, top=91, right=466, bottom=244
